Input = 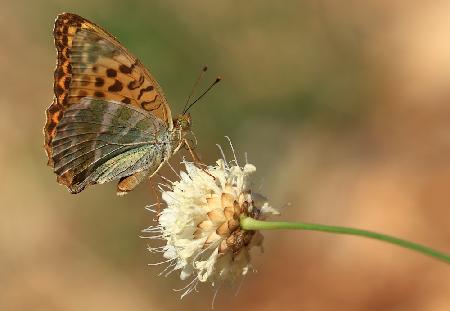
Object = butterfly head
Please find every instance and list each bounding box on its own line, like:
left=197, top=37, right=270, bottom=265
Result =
left=174, top=113, right=192, bottom=132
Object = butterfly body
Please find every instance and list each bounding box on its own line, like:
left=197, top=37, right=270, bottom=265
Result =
left=44, top=13, right=190, bottom=194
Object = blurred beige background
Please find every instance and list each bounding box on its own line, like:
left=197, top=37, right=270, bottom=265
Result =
left=1, top=1, right=449, bottom=310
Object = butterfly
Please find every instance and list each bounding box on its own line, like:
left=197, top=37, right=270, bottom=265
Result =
left=44, top=13, right=193, bottom=195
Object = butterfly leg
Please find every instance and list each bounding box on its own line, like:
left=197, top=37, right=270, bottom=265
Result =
left=183, top=138, right=202, bottom=163
left=182, top=139, right=216, bottom=179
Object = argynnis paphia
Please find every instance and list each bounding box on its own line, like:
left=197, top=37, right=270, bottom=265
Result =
left=44, top=13, right=192, bottom=195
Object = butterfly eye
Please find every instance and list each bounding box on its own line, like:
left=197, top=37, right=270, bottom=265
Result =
left=177, top=115, right=192, bottom=130
left=180, top=119, right=189, bottom=129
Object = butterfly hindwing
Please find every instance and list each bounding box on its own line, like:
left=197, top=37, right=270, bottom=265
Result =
left=52, top=98, right=171, bottom=194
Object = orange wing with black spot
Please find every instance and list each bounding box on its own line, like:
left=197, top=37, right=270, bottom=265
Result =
left=44, top=12, right=173, bottom=167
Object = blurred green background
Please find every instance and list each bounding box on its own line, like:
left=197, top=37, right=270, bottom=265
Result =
left=1, top=1, right=450, bottom=310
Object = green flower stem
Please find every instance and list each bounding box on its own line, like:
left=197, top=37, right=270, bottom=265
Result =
left=240, top=216, right=450, bottom=264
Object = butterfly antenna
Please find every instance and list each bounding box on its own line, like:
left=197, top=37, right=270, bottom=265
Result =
left=184, top=76, right=222, bottom=113
left=183, top=65, right=208, bottom=114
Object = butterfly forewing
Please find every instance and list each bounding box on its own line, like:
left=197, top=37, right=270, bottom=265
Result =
left=45, top=13, right=172, bottom=161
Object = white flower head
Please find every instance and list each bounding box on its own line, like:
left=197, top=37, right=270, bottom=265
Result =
left=143, top=157, right=278, bottom=297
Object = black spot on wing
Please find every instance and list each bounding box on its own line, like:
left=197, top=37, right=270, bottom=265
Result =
left=141, top=99, right=160, bottom=111
left=95, top=77, right=105, bottom=87
left=128, top=75, right=144, bottom=90
left=119, top=64, right=134, bottom=74
left=106, top=68, right=117, bottom=77
left=121, top=98, right=131, bottom=105
left=108, top=80, right=123, bottom=92
left=137, top=85, right=154, bottom=100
